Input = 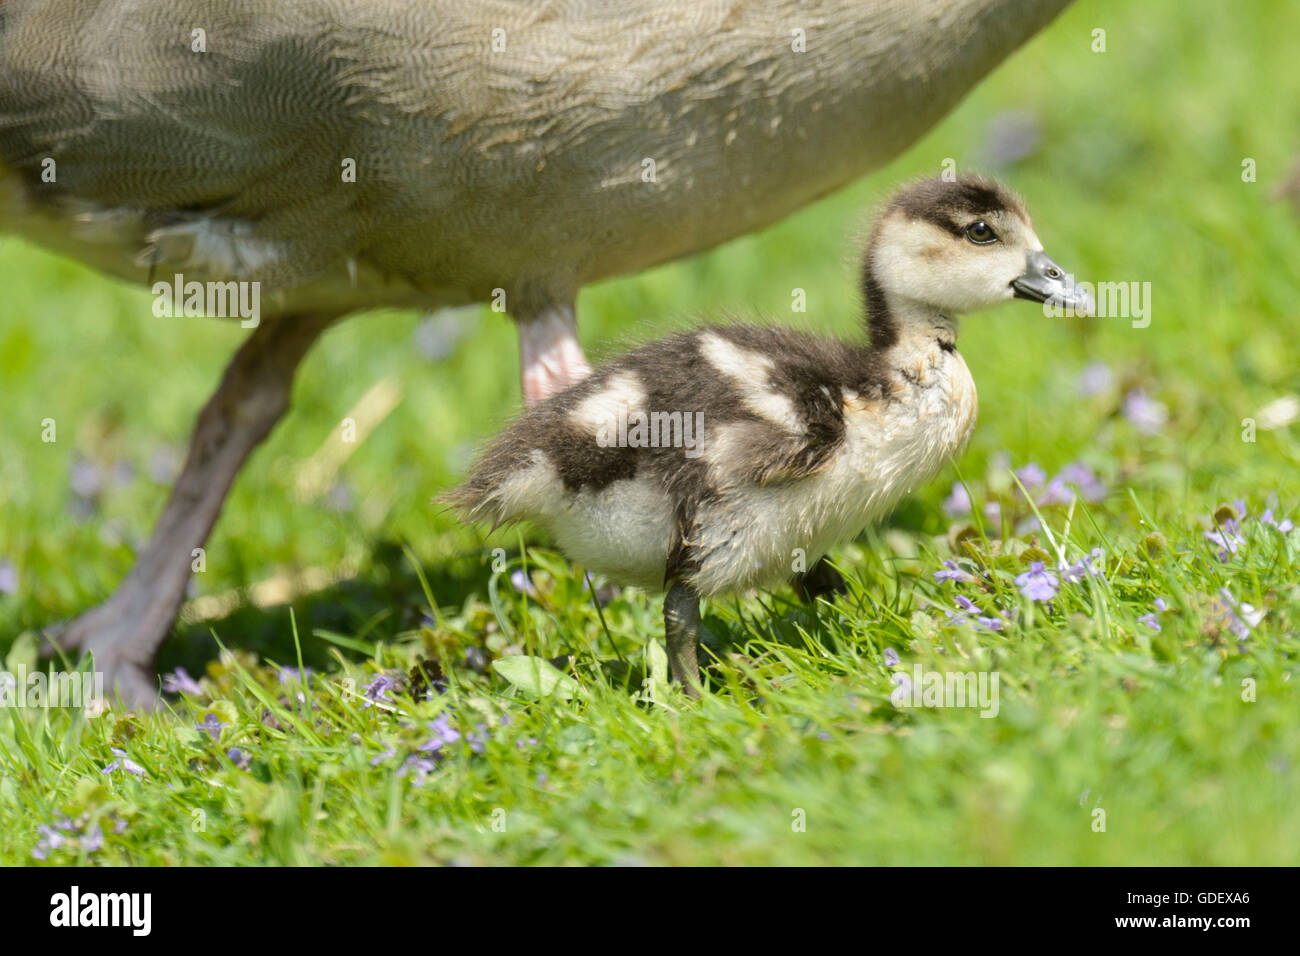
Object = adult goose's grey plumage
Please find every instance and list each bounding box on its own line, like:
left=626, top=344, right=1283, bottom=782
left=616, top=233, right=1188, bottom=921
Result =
left=0, top=0, right=1073, bottom=705
left=451, top=176, right=1091, bottom=695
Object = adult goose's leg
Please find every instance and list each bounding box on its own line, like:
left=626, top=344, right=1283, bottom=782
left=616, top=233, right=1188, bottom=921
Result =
left=43, top=313, right=339, bottom=708
left=664, top=581, right=703, bottom=698
left=516, top=300, right=591, bottom=406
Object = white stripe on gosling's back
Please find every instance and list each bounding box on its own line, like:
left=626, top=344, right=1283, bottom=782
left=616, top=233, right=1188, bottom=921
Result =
left=570, top=371, right=646, bottom=436
left=698, top=332, right=801, bottom=431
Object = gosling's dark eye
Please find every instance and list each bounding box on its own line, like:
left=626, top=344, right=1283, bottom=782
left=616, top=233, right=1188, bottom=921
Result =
left=965, top=221, right=999, bottom=244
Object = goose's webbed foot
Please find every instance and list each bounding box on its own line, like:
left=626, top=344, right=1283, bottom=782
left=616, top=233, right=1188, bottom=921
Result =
left=793, top=557, right=848, bottom=604
left=663, top=581, right=703, bottom=698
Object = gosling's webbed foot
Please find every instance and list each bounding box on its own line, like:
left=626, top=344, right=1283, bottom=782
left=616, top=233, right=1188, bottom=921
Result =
left=663, top=581, right=703, bottom=699
left=793, top=557, right=848, bottom=604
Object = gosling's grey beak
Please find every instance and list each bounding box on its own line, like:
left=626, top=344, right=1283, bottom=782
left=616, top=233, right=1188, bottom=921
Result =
left=1012, top=251, right=1093, bottom=315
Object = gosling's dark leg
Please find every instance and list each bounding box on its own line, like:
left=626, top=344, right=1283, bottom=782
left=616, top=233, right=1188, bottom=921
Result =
left=793, top=557, right=848, bottom=603
left=663, top=581, right=702, bottom=698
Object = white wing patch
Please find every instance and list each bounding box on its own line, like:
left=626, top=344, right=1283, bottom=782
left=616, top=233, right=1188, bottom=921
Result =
left=698, top=332, right=801, bottom=431
left=570, top=371, right=646, bottom=437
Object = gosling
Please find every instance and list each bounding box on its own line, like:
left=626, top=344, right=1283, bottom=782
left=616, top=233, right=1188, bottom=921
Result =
left=448, top=176, right=1091, bottom=696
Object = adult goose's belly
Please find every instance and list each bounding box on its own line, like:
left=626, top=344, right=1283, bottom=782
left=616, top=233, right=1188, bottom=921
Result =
left=691, top=347, right=978, bottom=598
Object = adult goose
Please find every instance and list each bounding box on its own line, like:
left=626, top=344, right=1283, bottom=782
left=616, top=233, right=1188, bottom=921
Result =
left=0, top=0, right=1072, bottom=705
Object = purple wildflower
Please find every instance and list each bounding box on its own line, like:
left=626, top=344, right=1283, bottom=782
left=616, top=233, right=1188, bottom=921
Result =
left=1015, top=463, right=1048, bottom=492
left=370, top=746, right=397, bottom=767
left=148, top=444, right=183, bottom=484
left=226, top=748, right=251, bottom=769
left=80, top=823, right=105, bottom=854
left=1038, top=478, right=1073, bottom=507
left=1204, top=522, right=1244, bottom=561
left=0, top=558, right=17, bottom=596
left=1259, top=508, right=1295, bottom=533
left=1059, top=548, right=1105, bottom=583
left=161, top=667, right=202, bottom=696
left=1015, top=515, right=1041, bottom=535
left=69, top=455, right=103, bottom=499
left=1058, top=463, right=1108, bottom=502
left=400, top=755, right=439, bottom=786
left=466, top=722, right=491, bottom=754
left=890, top=671, right=913, bottom=706
left=1039, top=463, right=1107, bottom=506
left=1122, top=389, right=1168, bottom=434
left=32, top=824, right=66, bottom=860
left=101, top=748, right=146, bottom=777
left=979, top=110, right=1041, bottom=167
left=1138, top=597, right=1169, bottom=632
left=933, top=559, right=973, bottom=584
left=947, top=595, right=1004, bottom=631
left=197, top=713, right=227, bottom=741
left=943, top=482, right=972, bottom=517
left=1217, top=589, right=1263, bottom=640
left=418, top=714, right=462, bottom=754
left=883, top=647, right=900, bottom=669
left=1016, top=562, right=1059, bottom=602
left=1077, top=361, right=1113, bottom=397
left=109, top=460, right=135, bottom=489
left=983, top=501, right=1003, bottom=526
left=510, top=569, right=537, bottom=596
left=363, top=674, right=398, bottom=707
left=326, top=480, right=355, bottom=513
left=1058, top=561, right=1087, bottom=584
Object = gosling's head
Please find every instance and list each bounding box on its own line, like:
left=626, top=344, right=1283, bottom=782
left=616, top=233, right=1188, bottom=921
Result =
left=865, top=175, right=1092, bottom=318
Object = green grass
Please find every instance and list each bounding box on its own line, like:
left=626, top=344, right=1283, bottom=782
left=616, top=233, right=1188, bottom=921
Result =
left=2, top=0, right=1298, bottom=865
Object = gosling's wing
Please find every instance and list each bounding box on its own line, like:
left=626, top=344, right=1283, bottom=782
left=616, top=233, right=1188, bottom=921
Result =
left=749, top=380, right=849, bottom=485
left=683, top=325, right=860, bottom=487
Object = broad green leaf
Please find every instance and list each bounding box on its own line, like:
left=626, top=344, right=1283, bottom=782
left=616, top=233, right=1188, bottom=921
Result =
left=5, top=633, right=37, bottom=674
left=492, top=656, right=583, bottom=700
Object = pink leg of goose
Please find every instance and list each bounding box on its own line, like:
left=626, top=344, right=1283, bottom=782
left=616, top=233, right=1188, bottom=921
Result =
left=44, top=313, right=337, bottom=709
left=517, top=301, right=591, bottom=406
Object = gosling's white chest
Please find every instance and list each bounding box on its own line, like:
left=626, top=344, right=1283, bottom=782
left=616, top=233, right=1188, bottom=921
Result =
left=841, top=341, right=979, bottom=498
left=692, top=342, right=978, bottom=596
